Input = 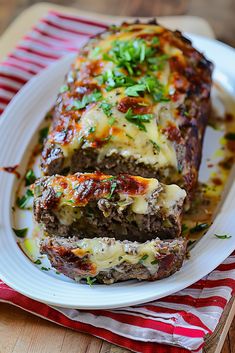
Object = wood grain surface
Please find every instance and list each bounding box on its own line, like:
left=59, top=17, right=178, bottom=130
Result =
left=0, top=1, right=235, bottom=353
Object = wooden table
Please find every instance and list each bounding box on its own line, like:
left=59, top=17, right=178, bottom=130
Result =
left=0, top=1, right=235, bottom=353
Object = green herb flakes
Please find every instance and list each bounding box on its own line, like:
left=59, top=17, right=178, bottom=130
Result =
left=149, top=139, right=160, bottom=153
left=105, top=39, right=154, bottom=75
left=34, top=259, right=42, bottom=265
left=214, top=234, right=232, bottom=239
left=189, top=223, right=209, bottom=234
left=86, top=276, right=97, bottom=286
left=151, top=259, right=158, bottom=265
left=102, top=176, right=116, bottom=183
left=139, top=254, right=149, bottom=264
left=90, top=47, right=101, bottom=58
left=39, top=126, right=49, bottom=144
left=88, top=126, right=96, bottom=134
left=181, top=224, right=188, bottom=235
left=59, top=84, right=69, bottom=93
left=100, top=101, right=113, bottom=117
left=17, top=189, right=33, bottom=209
left=107, top=180, right=118, bottom=199
left=72, top=90, right=102, bottom=110
left=151, top=37, right=160, bottom=45
left=102, top=70, right=135, bottom=90
left=25, top=169, right=36, bottom=186
left=55, top=191, right=63, bottom=198
left=125, top=84, right=146, bottom=97
left=12, top=227, right=28, bottom=238
left=41, top=267, right=50, bottom=271
left=108, top=116, right=116, bottom=126
left=125, top=108, right=153, bottom=132
left=126, top=133, right=134, bottom=140
left=142, top=75, right=169, bottom=102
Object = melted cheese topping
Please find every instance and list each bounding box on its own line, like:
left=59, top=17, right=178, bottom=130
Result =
left=38, top=173, right=186, bottom=223
left=71, top=238, right=161, bottom=275
left=46, top=23, right=195, bottom=172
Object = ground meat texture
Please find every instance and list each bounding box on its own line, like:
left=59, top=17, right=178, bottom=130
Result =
left=41, top=21, right=213, bottom=203
left=40, top=236, right=187, bottom=284
left=33, top=172, right=186, bottom=242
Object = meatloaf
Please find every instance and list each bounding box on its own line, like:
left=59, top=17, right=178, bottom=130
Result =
left=40, top=236, right=187, bottom=284
left=41, top=21, right=213, bottom=199
left=33, top=172, right=186, bottom=242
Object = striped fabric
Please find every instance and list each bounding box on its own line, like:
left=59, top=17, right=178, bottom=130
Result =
left=0, top=10, right=235, bottom=353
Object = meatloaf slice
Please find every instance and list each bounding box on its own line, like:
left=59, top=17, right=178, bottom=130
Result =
left=33, top=172, right=186, bottom=242
left=41, top=21, right=213, bottom=200
left=40, top=236, right=187, bottom=284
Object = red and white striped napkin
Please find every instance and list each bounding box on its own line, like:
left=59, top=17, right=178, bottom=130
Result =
left=0, top=10, right=235, bottom=353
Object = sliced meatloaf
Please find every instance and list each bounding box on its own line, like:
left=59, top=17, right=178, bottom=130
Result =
left=40, top=236, right=187, bottom=284
left=33, top=172, right=186, bottom=242
left=41, top=21, right=213, bottom=200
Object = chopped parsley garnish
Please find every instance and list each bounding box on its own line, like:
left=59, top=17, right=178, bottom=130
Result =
left=108, top=116, right=116, bottom=126
left=101, top=69, right=135, bottom=90
left=125, top=108, right=153, bottom=132
left=88, top=126, right=96, bottom=134
left=100, top=101, right=113, bottom=117
left=55, top=191, right=63, bottom=198
left=141, top=75, right=169, bottom=102
left=101, top=176, right=116, bottom=183
left=126, top=133, right=134, bottom=140
left=41, top=267, right=50, bottom=271
left=139, top=254, right=149, bottom=264
left=123, top=75, right=169, bottom=102
left=90, top=47, right=101, bottom=58
left=214, top=234, right=232, bottom=239
left=12, top=227, right=28, bottom=238
left=125, top=84, right=146, bottom=97
left=39, top=126, right=49, bottom=144
left=16, top=189, right=33, bottom=209
left=181, top=224, right=188, bottom=235
left=25, top=169, right=36, bottom=186
left=147, top=54, right=169, bottom=71
left=118, top=256, right=123, bottom=261
left=34, top=259, right=42, bottom=265
left=71, top=90, right=102, bottom=110
left=151, top=37, right=160, bottom=45
left=107, top=180, right=118, bottom=199
left=225, top=132, right=235, bottom=141
left=59, top=84, right=69, bottom=93
left=86, top=276, right=96, bottom=286
left=189, top=223, right=209, bottom=234
left=151, top=259, right=158, bottom=265
left=149, top=139, right=160, bottom=153
left=105, top=39, right=154, bottom=75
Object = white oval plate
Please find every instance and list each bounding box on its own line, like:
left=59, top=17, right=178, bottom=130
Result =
left=0, top=34, right=235, bottom=309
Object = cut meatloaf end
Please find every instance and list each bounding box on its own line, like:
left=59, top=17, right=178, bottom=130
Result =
left=33, top=172, right=186, bottom=242
left=41, top=21, right=213, bottom=200
left=40, top=236, right=187, bottom=284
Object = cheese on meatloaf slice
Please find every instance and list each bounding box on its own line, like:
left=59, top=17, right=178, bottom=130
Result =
left=40, top=236, right=187, bottom=284
left=33, top=172, right=186, bottom=242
